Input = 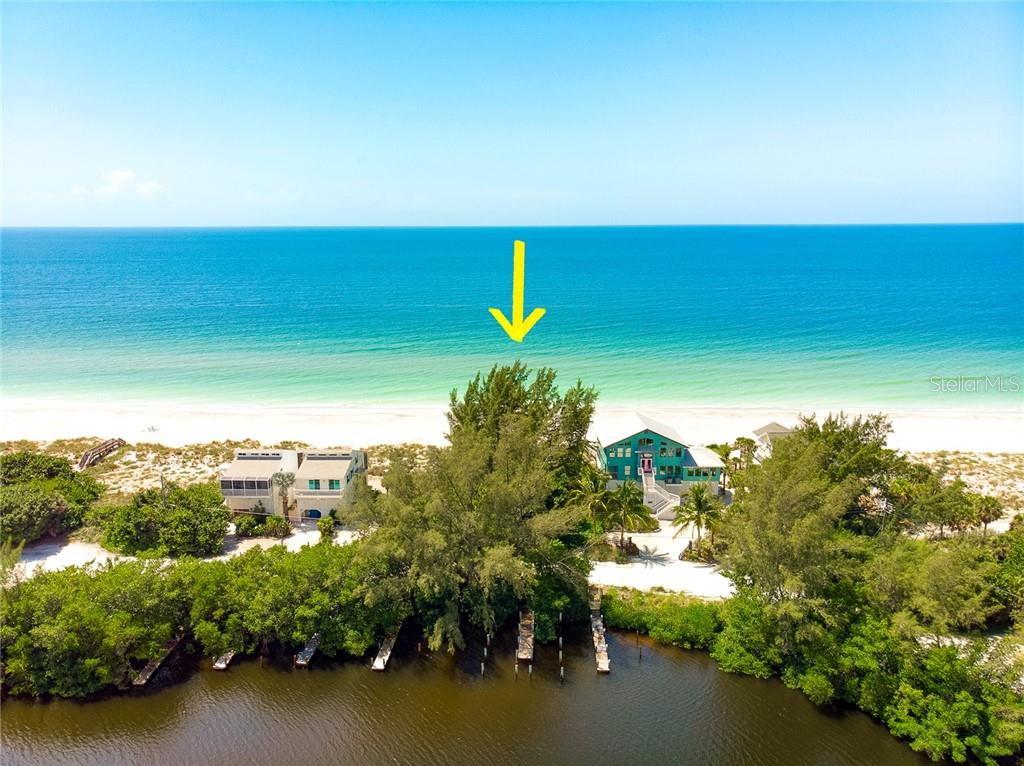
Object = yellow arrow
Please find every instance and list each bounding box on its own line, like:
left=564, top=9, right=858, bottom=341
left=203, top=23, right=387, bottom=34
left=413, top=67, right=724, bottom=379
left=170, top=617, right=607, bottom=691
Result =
left=489, top=240, right=546, bottom=342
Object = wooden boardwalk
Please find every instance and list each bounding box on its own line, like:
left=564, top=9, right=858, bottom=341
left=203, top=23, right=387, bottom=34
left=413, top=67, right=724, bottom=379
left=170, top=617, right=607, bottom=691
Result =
left=78, top=438, right=126, bottom=470
left=132, top=636, right=182, bottom=686
left=371, top=630, right=399, bottom=671
left=295, top=633, right=321, bottom=668
left=213, top=651, right=236, bottom=671
left=517, top=610, right=535, bottom=662
left=589, top=586, right=610, bottom=673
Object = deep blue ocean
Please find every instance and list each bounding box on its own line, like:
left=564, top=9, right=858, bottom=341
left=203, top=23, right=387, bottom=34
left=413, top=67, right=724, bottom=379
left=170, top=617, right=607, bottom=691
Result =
left=1, top=225, right=1021, bottom=408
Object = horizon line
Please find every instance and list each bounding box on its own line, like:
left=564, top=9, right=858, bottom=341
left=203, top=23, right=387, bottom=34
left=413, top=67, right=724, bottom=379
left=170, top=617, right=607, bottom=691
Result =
left=2, top=221, right=1022, bottom=230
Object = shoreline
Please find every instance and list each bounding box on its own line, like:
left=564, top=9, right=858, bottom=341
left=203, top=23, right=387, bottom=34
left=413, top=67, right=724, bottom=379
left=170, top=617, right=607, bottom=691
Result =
left=2, top=396, right=1022, bottom=453
left=0, top=395, right=1019, bottom=454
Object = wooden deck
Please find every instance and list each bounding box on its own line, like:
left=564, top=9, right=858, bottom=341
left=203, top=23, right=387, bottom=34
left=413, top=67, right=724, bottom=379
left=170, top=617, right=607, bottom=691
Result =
left=516, top=610, right=535, bottom=662
left=132, top=636, right=182, bottom=686
left=371, top=630, right=399, bottom=671
left=213, top=651, right=236, bottom=671
left=295, top=633, right=321, bottom=667
left=78, top=438, right=126, bottom=470
left=589, top=586, right=610, bottom=673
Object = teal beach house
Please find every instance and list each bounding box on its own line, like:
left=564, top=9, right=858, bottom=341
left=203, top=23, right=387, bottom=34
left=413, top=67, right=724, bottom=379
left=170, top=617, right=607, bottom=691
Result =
left=596, top=414, right=725, bottom=520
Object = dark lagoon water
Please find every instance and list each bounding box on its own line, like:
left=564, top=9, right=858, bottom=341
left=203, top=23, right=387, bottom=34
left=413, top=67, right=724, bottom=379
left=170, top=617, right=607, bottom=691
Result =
left=1, top=627, right=929, bottom=766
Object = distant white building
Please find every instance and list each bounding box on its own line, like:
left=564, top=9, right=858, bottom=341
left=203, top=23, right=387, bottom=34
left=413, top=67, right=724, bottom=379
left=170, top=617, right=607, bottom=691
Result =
left=219, top=448, right=366, bottom=520
left=752, top=421, right=793, bottom=461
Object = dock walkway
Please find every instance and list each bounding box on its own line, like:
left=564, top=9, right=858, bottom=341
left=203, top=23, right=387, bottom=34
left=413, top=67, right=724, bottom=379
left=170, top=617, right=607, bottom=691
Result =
left=78, top=438, right=126, bottom=470
left=295, top=633, right=321, bottom=668
left=213, top=651, right=236, bottom=671
left=372, top=629, right=399, bottom=671
left=517, top=610, right=535, bottom=662
left=589, top=586, right=610, bottom=673
left=132, top=636, right=182, bottom=686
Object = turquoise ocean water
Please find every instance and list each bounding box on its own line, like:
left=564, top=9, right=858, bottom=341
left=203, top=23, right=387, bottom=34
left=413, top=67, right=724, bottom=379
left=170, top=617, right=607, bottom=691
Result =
left=1, top=226, right=1021, bottom=409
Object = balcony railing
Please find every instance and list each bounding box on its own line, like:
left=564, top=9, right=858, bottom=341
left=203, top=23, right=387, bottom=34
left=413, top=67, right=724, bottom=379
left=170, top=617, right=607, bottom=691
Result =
left=220, top=487, right=271, bottom=498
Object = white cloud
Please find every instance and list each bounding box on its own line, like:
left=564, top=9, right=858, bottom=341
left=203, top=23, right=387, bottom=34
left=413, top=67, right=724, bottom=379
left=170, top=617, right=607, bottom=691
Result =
left=71, top=170, right=165, bottom=200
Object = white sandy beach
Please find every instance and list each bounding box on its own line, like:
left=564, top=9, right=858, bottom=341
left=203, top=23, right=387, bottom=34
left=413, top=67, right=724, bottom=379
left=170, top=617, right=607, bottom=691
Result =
left=1, top=396, right=1022, bottom=453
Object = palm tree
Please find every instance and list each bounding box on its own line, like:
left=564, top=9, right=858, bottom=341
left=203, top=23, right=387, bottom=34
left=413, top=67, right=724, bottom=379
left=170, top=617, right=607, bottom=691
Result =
left=707, top=443, right=732, bottom=487
left=605, top=480, right=656, bottom=547
left=671, top=484, right=724, bottom=550
left=271, top=471, right=295, bottom=521
left=972, top=495, right=1003, bottom=537
left=565, top=469, right=614, bottom=522
left=734, top=437, right=756, bottom=470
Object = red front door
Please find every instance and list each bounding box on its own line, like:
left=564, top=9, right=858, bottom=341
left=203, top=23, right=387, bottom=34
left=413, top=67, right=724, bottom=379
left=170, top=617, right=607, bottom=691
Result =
left=640, top=455, right=653, bottom=473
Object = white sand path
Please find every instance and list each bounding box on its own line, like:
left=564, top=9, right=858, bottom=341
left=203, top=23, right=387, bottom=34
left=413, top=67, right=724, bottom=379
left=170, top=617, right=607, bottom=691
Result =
left=13, top=522, right=360, bottom=579
left=15, top=519, right=734, bottom=600
left=588, top=523, right=736, bottom=600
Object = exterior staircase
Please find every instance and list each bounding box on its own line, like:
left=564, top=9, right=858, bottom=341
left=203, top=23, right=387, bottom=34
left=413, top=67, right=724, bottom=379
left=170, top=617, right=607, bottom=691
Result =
left=640, top=470, right=679, bottom=521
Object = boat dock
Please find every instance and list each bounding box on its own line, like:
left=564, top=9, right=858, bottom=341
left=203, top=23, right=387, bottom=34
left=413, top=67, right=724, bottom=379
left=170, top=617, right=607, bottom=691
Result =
left=213, top=651, right=236, bottom=671
left=371, top=630, right=399, bottom=671
left=132, top=636, right=182, bottom=686
left=78, top=438, right=126, bottom=470
left=517, top=610, right=535, bottom=662
left=295, top=633, right=321, bottom=668
left=589, top=586, right=610, bottom=673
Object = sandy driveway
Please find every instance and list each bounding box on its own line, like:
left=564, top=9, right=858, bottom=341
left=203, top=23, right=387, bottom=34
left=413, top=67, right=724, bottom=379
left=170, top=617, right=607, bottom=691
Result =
left=16, top=520, right=732, bottom=600
left=588, top=524, right=735, bottom=600
left=14, top=522, right=359, bottom=579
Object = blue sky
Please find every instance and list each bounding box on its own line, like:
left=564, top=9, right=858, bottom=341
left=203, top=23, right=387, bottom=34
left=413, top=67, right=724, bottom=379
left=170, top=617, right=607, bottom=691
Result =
left=2, top=2, right=1021, bottom=226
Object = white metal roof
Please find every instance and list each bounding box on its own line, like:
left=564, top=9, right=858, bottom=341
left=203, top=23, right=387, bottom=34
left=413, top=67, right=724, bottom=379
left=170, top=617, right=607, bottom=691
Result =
left=221, top=450, right=299, bottom=479
left=684, top=445, right=726, bottom=468
left=598, top=412, right=687, bottom=447
left=294, top=451, right=354, bottom=481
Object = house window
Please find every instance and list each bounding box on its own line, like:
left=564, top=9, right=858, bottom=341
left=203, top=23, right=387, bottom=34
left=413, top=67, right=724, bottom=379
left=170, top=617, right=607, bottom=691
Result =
left=308, top=479, right=320, bottom=490
left=687, top=469, right=695, bottom=478
left=609, top=467, right=618, bottom=479
left=659, top=447, right=667, bottom=457
left=624, top=447, right=631, bottom=457
left=617, top=447, right=624, bottom=458
left=624, top=465, right=631, bottom=476
left=638, top=437, right=653, bottom=447
left=329, top=479, right=341, bottom=490
left=675, top=448, right=683, bottom=457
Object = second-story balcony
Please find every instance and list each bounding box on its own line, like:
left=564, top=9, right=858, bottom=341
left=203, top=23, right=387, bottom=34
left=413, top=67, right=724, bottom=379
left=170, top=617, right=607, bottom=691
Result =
left=294, top=488, right=344, bottom=497
left=219, top=478, right=271, bottom=498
